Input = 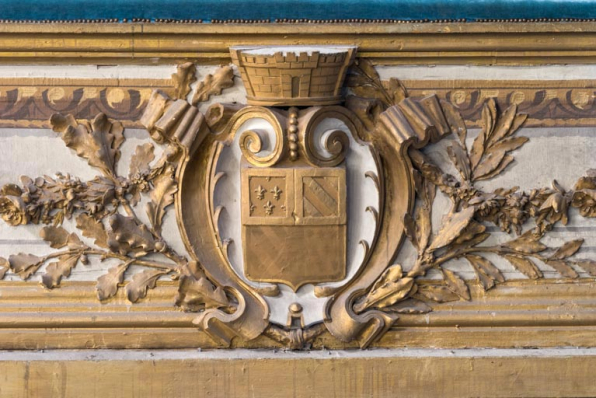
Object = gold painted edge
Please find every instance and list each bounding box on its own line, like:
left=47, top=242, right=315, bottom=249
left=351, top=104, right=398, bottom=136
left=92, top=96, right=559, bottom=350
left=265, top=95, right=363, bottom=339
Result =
left=1, top=279, right=596, bottom=349
left=0, top=22, right=596, bottom=64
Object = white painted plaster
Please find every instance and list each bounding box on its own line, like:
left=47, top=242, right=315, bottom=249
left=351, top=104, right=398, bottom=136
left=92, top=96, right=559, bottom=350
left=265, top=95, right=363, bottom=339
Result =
left=233, top=45, right=356, bottom=56
left=0, top=65, right=177, bottom=79
left=0, top=348, right=594, bottom=361
left=1, top=125, right=596, bottom=283
left=377, top=64, right=596, bottom=81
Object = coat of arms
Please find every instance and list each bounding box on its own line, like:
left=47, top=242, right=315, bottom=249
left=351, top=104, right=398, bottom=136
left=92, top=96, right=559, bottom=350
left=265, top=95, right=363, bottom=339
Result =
left=172, top=46, right=453, bottom=346
left=2, top=44, right=594, bottom=351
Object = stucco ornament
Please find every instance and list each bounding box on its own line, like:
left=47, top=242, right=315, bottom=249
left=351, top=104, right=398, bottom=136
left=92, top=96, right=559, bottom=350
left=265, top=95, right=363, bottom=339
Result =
left=1, top=46, right=596, bottom=349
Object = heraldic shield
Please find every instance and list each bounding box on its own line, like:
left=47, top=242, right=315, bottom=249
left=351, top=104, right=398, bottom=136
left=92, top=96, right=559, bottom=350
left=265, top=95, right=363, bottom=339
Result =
left=241, top=166, right=347, bottom=291
left=172, top=45, right=455, bottom=348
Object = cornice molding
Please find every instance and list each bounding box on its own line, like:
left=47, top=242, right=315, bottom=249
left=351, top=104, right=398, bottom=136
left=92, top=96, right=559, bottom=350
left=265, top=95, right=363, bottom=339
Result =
left=1, top=22, right=596, bottom=65
left=0, top=279, right=594, bottom=349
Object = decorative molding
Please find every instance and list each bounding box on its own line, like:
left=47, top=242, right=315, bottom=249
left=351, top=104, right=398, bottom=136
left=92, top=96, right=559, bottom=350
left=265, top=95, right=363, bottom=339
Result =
left=1, top=49, right=596, bottom=350
left=0, top=280, right=595, bottom=350
left=0, top=22, right=596, bottom=65
left=0, top=77, right=174, bottom=129
left=2, top=77, right=596, bottom=129
left=403, top=79, right=596, bottom=128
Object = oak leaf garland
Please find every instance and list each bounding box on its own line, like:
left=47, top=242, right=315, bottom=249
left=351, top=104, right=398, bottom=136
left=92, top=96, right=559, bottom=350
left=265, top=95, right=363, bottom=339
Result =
left=3, top=59, right=596, bottom=349
left=0, top=64, right=235, bottom=318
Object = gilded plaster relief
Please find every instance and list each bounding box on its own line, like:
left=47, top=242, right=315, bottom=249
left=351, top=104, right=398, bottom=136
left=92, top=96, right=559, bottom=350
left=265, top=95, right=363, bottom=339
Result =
left=0, top=47, right=595, bottom=349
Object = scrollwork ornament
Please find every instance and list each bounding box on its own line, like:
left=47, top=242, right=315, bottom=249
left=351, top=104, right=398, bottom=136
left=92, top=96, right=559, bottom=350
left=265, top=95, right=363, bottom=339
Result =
left=1, top=53, right=596, bottom=352
left=232, top=107, right=288, bottom=168
left=299, top=107, right=351, bottom=167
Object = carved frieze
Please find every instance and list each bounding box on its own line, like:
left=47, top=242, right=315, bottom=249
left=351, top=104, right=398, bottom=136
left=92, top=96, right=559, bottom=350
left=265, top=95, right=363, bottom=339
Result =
left=1, top=46, right=596, bottom=350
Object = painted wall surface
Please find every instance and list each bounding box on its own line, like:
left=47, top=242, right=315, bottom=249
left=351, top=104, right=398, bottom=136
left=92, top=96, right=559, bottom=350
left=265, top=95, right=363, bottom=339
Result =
left=0, top=63, right=595, bottom=327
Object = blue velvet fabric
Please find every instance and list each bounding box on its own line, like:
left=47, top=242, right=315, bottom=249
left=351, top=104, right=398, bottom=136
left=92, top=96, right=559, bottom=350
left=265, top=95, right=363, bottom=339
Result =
left=0, top=0, right=595, bottom=21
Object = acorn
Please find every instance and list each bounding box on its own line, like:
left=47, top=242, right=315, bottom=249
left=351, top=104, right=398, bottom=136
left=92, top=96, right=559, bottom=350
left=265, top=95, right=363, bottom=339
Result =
left=155, top=241, right=166, bottom=252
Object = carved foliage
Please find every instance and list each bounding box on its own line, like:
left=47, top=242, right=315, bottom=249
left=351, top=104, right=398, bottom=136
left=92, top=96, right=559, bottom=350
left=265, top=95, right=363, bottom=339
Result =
left=0, top=64, right=231, bottom=315
left=348, top=77, right=596, bottom=314
left=1, top=57, right=596, bottom=351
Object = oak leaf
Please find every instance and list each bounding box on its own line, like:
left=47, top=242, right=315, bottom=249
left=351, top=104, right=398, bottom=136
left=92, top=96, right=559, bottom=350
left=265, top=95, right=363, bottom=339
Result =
left=107, top=214, right=157, bottom=257
left=145, top=164, right=177, bottom=235
left=171, top=62, right=196, bottom=100
left=50, top=113, right=124, bottom=176
left=85, top=176, right=116, bottom=206
left=126, top=269, right=168, bottom=303
left=41, top=254, right=79, bottom=288
left=129, top=143, right=155, bottom=177
left=40, top=226, right=85, bottom=249
left=76, top=214, right=109, bottom=249
left=175, top=274, right=229, bottom=312
left=192, top=66, right=235, bottom=105
left=40, top=226, right=70, bottom=248
left=96, top=262, right=130, bottom=300
left=9, top=253, right=43, bottom=280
